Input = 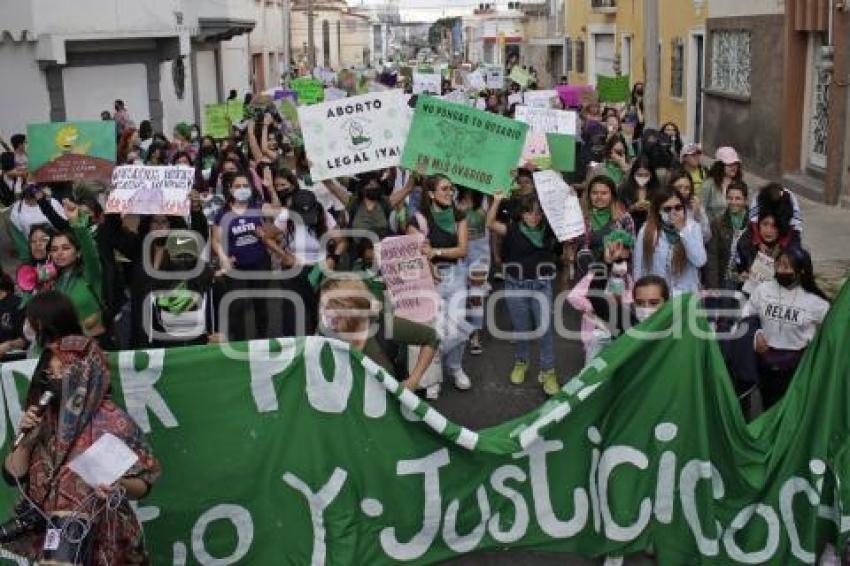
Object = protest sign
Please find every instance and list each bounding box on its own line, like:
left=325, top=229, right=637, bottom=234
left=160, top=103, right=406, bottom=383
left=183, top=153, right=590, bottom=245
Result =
left=547, top=133, right=577, bottom=173
left=532, top=170, right=584, bottom=241
left=2, top=284, right=850, bottom=564
left=597, top=74, right=631, bottom=103
left=378, top=234, right=438, bottom=323
left=451, top=69, right=467, bottom=89
left=226, top=99, right=244, bottom=123
left=466, top=70, right=486, bottom=90
left=509, top=66, right=532, bottom=88
left=440, top=89, right=473, bottom=106
left=325, top=87, right=348, bottom=101
left=279, top=89, right=298, bottom=104
left=292, top=77, right=325, bottom=105
left=514, top=106, right=578, bottom=168
left=485, top=66, right=505, bottom=90
left=413, top=72, right=442, bottom=95
left=299, top=91, right=412, bottom=181
left=27, top=121, right=116, bottom=184
left=556, top=85, right=590, bottom=108
left=203, top=104, right=230, bottom=138
left=401, top=96, right=528, bottom=194
left=507, top=92, right=524, bottom=107
left=523, top=90, right=558, bottom=109
left=105, top=165, right=194, bottom=215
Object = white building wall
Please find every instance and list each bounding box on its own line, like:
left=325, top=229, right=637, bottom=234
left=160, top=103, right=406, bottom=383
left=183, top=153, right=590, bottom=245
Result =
left=195, top=50, right=220, bottom=109
left=0, top=44, right=49, bottom=136
left=159, top=60, right=195, bottom=134
left=220, top=35, right=252, bottom=98
left=63, top=63, right=148, bottom=123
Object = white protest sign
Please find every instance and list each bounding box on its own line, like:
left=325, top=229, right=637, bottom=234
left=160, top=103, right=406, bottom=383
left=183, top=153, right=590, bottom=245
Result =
left=515, top=106, right=578, bottom=166
left=507, top=92, right=524, bottom=107
left=466, top=70, right=486, bottom=90
left=69, top=433, right=139, bottom=488
left=440, top=89, right=473, bottom=106
left=485, top=66, right=505, bottom=90
left=106, top=165, right=194, bottom=216
left=413, top=72, right=442, bottom=95
left=523, top=89, right=559, bottom=108
left=532, top=170, right=584, bottom=242
left=299, top=91, right=412, bottom=181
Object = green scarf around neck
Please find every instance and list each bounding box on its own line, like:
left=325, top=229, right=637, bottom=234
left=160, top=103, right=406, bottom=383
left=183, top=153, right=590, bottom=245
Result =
left=431, top=204, right=457, bottom=234
left=519, top=221, right=545, bottom=248
left=590, top=207, right=612, bottom=232
left=728, top=210, right=746, bottom=231
left=661, top=223, right=681, bottom=245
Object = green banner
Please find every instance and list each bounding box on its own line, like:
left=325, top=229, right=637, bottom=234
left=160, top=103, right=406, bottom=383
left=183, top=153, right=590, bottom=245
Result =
left=226, top=100, right=244, bottom=124
left=547, top=133, right=577, bottom=172
left=203, top=104, right=231, bottom=139
left=1, top=286, right=850, bottom=564
left=401, top=96, right=528, bottom=194
left=27, top=121, right=116, bottom=183
left=597, top=74, right=631, bottom=103
left=292, top=78, right=325, bottom=105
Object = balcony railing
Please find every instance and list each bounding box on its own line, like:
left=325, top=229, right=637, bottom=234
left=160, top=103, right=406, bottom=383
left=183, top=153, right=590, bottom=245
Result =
left=591, top=0, right=617, bottom=14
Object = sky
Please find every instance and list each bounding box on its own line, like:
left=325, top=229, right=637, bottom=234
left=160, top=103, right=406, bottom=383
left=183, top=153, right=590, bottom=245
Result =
left=347, top=0, right=483, bottom=22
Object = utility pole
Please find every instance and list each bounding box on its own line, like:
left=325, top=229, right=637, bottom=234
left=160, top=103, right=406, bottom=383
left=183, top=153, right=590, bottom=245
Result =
left=307, top=0, right=316, bottom=69
left=282, top=0, right=291, bottom=84
left=643, top=0, right=660, bottom=127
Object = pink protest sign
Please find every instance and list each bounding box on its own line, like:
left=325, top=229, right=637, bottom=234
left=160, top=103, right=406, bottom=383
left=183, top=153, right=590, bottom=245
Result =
left=378, top=235, right=439, bottom=323
left=556, top=85, right=594, bottom=108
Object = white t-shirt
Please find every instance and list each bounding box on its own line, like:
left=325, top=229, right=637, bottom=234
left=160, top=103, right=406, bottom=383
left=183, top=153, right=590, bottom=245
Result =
left=273, top=208, right=337, bottom=265
left=742, top=280, right=830, bottom=351
left=10, top=198, right=67, bottom=237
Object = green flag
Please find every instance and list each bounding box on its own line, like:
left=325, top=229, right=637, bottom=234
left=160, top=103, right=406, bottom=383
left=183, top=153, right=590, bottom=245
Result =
left=597, top=74, right=631, bottom=103
left=0, top=286, right=849, bottom=564
left=203, top=103, right=230, bottom=138
left=547, top=133, right=577, bottom=172
left=292, top=77, right=325, bottom=105
left=401, top=96, right=528, bottom=194
left=27, top=121, right=116, bottom=184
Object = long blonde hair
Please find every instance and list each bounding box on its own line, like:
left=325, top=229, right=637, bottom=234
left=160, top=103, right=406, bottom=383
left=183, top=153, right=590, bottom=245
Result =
left=319, top=278, right=377, bottom=335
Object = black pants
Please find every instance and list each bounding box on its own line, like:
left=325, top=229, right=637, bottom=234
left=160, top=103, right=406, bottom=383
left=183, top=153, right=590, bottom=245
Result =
left=223, top=260, right=271, bottom=342
left=758, top=349, right=805, bottom=411
left=276, top=266, right=318, bottom=337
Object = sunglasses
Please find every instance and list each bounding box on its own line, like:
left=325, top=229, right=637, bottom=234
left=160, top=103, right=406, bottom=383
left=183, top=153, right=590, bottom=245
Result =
left=661, top=204, right=685, bottom=213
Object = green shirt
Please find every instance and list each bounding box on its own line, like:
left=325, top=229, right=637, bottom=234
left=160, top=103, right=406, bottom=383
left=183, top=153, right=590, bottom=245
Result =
left=362, top=316, right=440, bottom=375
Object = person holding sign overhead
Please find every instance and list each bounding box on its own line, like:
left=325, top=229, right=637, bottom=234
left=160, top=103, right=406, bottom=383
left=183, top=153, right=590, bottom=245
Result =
left=486, top=191, right=561, bottom=396
left=407, top=174, right=470, bottom=396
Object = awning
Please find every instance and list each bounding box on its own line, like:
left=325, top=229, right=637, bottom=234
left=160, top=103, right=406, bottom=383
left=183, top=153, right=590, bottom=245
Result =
left=196, top=18, right=255, bottom=43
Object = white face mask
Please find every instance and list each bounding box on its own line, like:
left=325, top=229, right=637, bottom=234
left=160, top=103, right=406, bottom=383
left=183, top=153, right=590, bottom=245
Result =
left=635, top=306, right=657, bottom=322
left=635, top=175, right=651, bottom=187
left=233, top=187, right=252, bottom=202
left=23, top=319, right=36, bottom=344
left=660, top=211, right=673, bottom=226
left=611, top=260, right=629, bottom=277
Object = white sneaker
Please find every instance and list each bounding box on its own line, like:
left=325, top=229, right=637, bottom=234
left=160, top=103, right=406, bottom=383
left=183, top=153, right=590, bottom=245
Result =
left=426, top=384, right=441, bottom=400
left=453, top=369, right=472, bottom=390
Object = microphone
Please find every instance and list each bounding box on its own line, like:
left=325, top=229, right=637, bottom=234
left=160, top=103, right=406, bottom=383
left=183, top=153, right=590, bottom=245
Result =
left=13, top=391, right=54, bottom=449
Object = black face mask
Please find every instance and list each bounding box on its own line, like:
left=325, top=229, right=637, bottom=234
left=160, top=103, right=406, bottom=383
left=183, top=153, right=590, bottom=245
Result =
left=364, top=187, right=383, bottom=201
left=776, top=273, right=798, bottom=289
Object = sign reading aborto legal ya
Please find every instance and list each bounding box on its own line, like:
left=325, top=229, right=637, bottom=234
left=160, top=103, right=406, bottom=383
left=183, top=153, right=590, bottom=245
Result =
left=299, top=91, right=412, bottom=182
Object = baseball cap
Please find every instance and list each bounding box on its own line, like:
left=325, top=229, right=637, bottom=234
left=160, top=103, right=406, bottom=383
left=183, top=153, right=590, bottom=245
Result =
left=715, top=146, right=741, bottom=165
left=165, top=234, right=200, bottom=259
left=680, top=143, right=702, bottom=160
left=292, top=189, right=320, bottom=225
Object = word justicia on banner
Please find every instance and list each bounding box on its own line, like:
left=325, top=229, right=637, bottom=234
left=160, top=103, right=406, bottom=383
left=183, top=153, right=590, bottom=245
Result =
left=0, top=287, right=849, bottom=565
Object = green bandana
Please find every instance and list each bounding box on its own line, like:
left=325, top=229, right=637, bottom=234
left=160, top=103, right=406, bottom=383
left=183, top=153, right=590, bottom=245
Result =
left=431, top=205, right=457, bottom=235
left=519, top=221, right=545, bottom=248
left=604, top=229, right=635, bottom=250
left=661, top=224, right=681, bottom=245
left=729, top=210, right=746, bottom=231
left=590, top=208, right=612, bottom=232
left=157, top=283, right=196, bottom=314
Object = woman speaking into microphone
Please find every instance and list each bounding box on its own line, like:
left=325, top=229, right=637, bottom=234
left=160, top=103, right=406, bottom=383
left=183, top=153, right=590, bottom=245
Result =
left=2, top=291, right=160, bottom=565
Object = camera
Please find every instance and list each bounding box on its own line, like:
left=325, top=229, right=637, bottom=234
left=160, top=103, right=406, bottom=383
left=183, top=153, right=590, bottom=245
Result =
left=0, top=500, right=46, bottom=543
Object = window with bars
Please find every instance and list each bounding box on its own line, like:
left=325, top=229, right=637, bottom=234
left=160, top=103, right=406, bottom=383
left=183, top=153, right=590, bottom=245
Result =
left=565, top=37, right=573, bottom=73
left=710, top=30, right=751, bottom=97
left=576, top=38, right=585, bottom=74
left=670, top=38, right=684, bottom=98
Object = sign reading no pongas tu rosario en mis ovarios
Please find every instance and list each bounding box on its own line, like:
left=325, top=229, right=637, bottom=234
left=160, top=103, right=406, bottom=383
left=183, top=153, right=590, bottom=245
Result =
left=299, top=91, right=412, bottom=182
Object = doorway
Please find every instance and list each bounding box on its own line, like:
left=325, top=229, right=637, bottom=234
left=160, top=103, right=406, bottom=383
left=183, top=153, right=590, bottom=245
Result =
left=686, top=30, right=705, bottom=144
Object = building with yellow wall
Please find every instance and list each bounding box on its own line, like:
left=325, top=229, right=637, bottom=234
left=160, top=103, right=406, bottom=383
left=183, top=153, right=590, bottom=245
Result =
left=563, top=0, right=706, bottom=142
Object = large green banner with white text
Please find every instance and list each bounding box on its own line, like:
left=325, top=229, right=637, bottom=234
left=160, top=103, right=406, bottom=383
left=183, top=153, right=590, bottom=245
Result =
left=1, top=285, right=849, bottom=565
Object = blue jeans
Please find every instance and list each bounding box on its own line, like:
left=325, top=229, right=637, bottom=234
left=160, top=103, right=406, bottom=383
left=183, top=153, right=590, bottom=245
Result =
left=435, top=264, right=469, bottom=373
left=504, top=277, right=555, bottom=371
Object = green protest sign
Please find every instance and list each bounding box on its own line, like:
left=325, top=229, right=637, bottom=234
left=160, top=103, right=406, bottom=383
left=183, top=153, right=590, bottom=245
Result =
left=226, top=99, right=244, bottom=124
left=27, top=121, right=116, bottom=183
left=1, top=286, right=850, bottom=565
left=203, top=103, right=230, bottom=138
left=597, top=74, right=631, bottom=103
left=547, top=133, right=577, bottom=172
left=292, top=77, right=325, bottom=105
left=509, top=66, right=532, bottom=88
left=401, top=96, right=528, bottom=194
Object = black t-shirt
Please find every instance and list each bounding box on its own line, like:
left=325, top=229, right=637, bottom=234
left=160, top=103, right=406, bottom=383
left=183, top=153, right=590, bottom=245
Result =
left=0, top=294, right=23, bottom=343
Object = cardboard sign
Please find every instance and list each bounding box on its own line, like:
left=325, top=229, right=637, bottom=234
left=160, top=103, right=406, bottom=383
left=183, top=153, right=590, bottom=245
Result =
left=401, top=96, right=528, bottom=195
left=533, top=170, right=584, bottom=242
left=413, top=72, right=442, bottom=95
left=596, top=74, right=631, bottom=103
left=292, top=77, right=325, bottom=105
left=105, top=165, right=194, bottom=216
left=523, top=90, right=559, bottom=109
left=203, top=104, right=231, bottom=139
left=299, top=91, right=412, bottom=181
left=27, top=121, right=116, bottom=184
left=514, top=106, right=578, bottom=168
left=378, top=234, right=439, bottom=323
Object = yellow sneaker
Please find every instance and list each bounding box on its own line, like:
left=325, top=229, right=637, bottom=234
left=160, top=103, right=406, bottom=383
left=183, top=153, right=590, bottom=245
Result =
left=539, top=369, right=560, bottom=396
left=510, top=361, right=528, bottom=384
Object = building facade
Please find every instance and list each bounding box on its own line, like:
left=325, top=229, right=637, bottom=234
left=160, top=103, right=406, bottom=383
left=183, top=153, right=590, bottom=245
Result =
left=290, top=0, right=372, bottom=70
left=0, top=0, right=257, bottom=137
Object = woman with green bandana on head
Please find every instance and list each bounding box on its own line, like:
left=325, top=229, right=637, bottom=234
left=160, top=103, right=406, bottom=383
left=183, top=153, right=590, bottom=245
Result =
left=407, top=174, right=469, bottom=399
left=487, top=191, right=561, bottom=396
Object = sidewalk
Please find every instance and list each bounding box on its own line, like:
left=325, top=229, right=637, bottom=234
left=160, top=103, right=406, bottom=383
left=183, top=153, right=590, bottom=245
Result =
left=743, top=170, right=850, bottom=298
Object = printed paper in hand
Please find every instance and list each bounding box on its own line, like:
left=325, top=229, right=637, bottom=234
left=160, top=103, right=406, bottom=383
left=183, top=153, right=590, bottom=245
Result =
left=532, top=170, right=584, bottom=242
left=69, top=433, right=138, bottom=488
left=413, top=72, right=442, bottom=95
left=105, top=165, right=194, bottom=215
left=515, top=106, right=578, bottom=168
